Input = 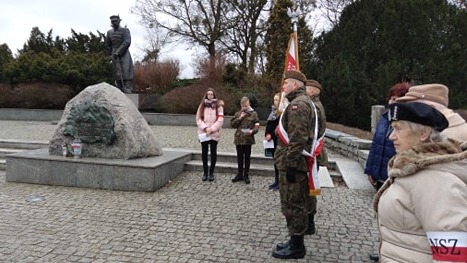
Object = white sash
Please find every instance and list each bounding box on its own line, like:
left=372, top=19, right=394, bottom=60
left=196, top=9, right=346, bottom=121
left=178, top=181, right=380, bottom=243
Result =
left=276, top=100, right=324, bottom=195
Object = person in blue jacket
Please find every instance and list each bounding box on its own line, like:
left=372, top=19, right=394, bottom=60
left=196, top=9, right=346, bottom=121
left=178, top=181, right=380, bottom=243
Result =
left=364, top=82, right=410, bottom=190
left=365, top=82, right=410, bottom=262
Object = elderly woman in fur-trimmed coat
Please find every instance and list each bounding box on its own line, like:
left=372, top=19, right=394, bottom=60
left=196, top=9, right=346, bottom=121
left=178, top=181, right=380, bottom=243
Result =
left=373, top=102, right=467, bottom=263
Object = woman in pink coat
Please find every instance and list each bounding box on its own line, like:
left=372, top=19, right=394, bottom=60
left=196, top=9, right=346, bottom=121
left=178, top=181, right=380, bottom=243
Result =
left=196, top=88, right=224, bottom=181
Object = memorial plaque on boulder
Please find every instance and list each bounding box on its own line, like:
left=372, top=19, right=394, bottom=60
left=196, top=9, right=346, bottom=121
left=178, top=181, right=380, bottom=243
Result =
left=49, top=82, right=162, bottom=159
left=63, top=102, right=116, bottom=144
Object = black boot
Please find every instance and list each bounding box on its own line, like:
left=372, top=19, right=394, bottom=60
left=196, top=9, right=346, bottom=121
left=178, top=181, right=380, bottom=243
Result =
left=369, top=253, right=380, bottom=262
left=272, top=235, right=306, bottom=259
left=244, top=173, right=250, bottom=184
left=305, top=214, right=316, bottom=235
left=202, top=173, right=208, bottom=181
left=208, top=172, right=214, bottom=181
left=275, top=240, right=290, bottom=250
left=232, top=173, right=243, bottom=182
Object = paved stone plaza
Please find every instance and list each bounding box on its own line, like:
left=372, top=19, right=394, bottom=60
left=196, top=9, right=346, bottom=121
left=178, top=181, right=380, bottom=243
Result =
left=0, top=121, right=380, bottom=262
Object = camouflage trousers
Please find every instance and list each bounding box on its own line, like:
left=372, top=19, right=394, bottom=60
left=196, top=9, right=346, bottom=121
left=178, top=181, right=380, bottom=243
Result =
left=279, top=169, right=317, bottom=235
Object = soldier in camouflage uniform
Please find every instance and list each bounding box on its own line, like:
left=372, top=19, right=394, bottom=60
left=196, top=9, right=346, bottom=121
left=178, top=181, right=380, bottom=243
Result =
left=304, top=79, right=328, bottom=236
left=272, top=70, right=316, bottom=259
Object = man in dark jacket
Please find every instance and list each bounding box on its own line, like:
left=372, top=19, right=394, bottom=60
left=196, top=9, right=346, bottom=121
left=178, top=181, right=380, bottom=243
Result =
left=106, top=15, right=134, bottom=93
left=272, top=70, right=315, bottom=259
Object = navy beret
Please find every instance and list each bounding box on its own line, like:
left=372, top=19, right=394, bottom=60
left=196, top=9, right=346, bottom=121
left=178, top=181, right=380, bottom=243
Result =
left=388, top=102, right=448, bottom=132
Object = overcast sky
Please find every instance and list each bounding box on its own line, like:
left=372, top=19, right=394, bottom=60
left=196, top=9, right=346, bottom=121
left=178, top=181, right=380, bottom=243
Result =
left=0, top=0, right=196, bottom=78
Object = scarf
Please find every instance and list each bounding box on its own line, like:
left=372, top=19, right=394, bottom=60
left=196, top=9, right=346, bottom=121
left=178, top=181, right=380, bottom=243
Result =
left=204, top=99, right=217, bottom=109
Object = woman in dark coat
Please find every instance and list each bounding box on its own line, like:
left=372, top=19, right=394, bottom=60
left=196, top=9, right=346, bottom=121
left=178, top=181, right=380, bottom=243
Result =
left=265, top=93, right=280, bottom=190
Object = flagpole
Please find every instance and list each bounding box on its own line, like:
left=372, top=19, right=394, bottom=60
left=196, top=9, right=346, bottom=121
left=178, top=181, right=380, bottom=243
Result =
left=278, top=8, right=300, bottom=115
left=290, top=8, right=299, bottom=70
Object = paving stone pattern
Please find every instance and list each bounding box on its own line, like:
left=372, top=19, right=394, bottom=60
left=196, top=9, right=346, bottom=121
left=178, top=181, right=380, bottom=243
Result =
left=0, top=121, right=380, bottom=262
left=0, top=170, right=379, bottom=262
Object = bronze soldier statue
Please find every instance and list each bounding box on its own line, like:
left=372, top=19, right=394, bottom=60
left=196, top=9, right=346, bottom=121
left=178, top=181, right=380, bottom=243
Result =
left=105, top=15, right=134, bottom=93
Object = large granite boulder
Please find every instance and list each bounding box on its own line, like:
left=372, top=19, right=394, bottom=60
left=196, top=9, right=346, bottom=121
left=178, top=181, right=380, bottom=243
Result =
left=49, top=82, right=162, bottom=159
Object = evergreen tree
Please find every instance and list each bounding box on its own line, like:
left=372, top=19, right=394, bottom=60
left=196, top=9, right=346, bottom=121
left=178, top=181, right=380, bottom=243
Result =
left=4, top=27, right=112, bottom=90
left=264, top=0, right=294, bottom=92
left=311, top=0, right=467, bottom=129
left=0, top=44, right=13, bottom=82
left=263, top=0, right=315, bottom=94
left=19, top=27, right=56, bottom=55
left=297, top=17, right=315, bottom=78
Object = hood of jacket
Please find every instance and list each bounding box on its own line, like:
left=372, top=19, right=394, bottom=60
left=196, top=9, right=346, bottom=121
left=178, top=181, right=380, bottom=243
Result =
left=388, top=139, right=467, bottom=181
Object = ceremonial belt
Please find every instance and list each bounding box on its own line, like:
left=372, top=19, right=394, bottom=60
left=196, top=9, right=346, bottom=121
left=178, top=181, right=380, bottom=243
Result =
left=276, top=100, right=324, bottom=196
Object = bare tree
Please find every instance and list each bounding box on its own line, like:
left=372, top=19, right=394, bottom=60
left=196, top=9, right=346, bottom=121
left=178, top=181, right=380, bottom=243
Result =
left=219, top=0, right=269, bottom=74
left=140, top=24, right=170, bottom=64
left=132, top=0, right=229, bottom=61
left=132, top=0, right=320, bottom=77
left=316, top=0, right=355, bottom=27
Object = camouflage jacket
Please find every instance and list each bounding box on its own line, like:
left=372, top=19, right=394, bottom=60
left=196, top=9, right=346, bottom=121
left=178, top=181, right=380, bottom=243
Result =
left=231, top=108, right=260, bottom=145
left=310, top=95, right=328, bottom=166
left=275, top=87, right=317, bottom=172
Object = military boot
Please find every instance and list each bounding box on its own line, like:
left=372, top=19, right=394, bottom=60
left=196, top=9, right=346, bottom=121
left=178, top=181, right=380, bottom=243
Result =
left=272, top=235, right=306, bottom=259
left=305, top=214, right=316, bottom=235
left=123, top=80, right=134, bottom=93
left=275, top=240, right=290, bottom=250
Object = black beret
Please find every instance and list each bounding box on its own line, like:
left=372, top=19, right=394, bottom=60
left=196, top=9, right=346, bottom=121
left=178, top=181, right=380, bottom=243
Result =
left=110, top=15, right=121, bottom=20
left=388, top=102, right=448, bottom=132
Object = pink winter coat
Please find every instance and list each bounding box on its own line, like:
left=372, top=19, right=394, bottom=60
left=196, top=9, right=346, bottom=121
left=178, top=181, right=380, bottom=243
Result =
left=196, top=101, right=224, bottom=142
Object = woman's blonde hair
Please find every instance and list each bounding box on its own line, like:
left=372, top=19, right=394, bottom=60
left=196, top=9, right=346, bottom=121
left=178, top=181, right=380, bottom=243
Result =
left=240, top=96, right=249, bottom=104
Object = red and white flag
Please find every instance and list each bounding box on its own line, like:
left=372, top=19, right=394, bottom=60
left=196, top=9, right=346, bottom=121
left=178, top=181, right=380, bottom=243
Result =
left=284, top=32, right=299, bottom=72
left=278, top=32, right=299, bottom=113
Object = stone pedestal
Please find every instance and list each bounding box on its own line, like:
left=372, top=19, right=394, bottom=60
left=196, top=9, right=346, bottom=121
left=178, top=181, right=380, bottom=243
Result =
left=371, top=105, right=385, bottom=135
left=125, top=93, right=139, bottom=108
left=6, top=148, right=191, bottom=192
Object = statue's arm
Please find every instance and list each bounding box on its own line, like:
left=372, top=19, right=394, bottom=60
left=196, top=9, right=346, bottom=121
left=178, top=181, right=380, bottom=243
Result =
left=104, top=32, right=112, bottom=54
left=116, top=28, right=131, bottom=56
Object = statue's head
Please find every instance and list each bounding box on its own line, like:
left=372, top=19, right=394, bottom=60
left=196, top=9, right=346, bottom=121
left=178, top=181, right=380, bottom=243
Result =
left=110, top=15, right=121, bottom=29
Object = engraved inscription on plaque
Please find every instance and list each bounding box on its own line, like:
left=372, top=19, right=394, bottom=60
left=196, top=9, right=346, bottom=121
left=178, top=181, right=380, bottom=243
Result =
left=64, top=102, right=116, bottom=145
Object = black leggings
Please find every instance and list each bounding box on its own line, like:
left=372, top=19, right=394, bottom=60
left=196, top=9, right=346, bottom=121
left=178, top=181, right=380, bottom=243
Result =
left=236, top=144, right=252, bottom=175
left=270, top=148, right=279, bottom=183
left=201, top=140, right=218, bottom=174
